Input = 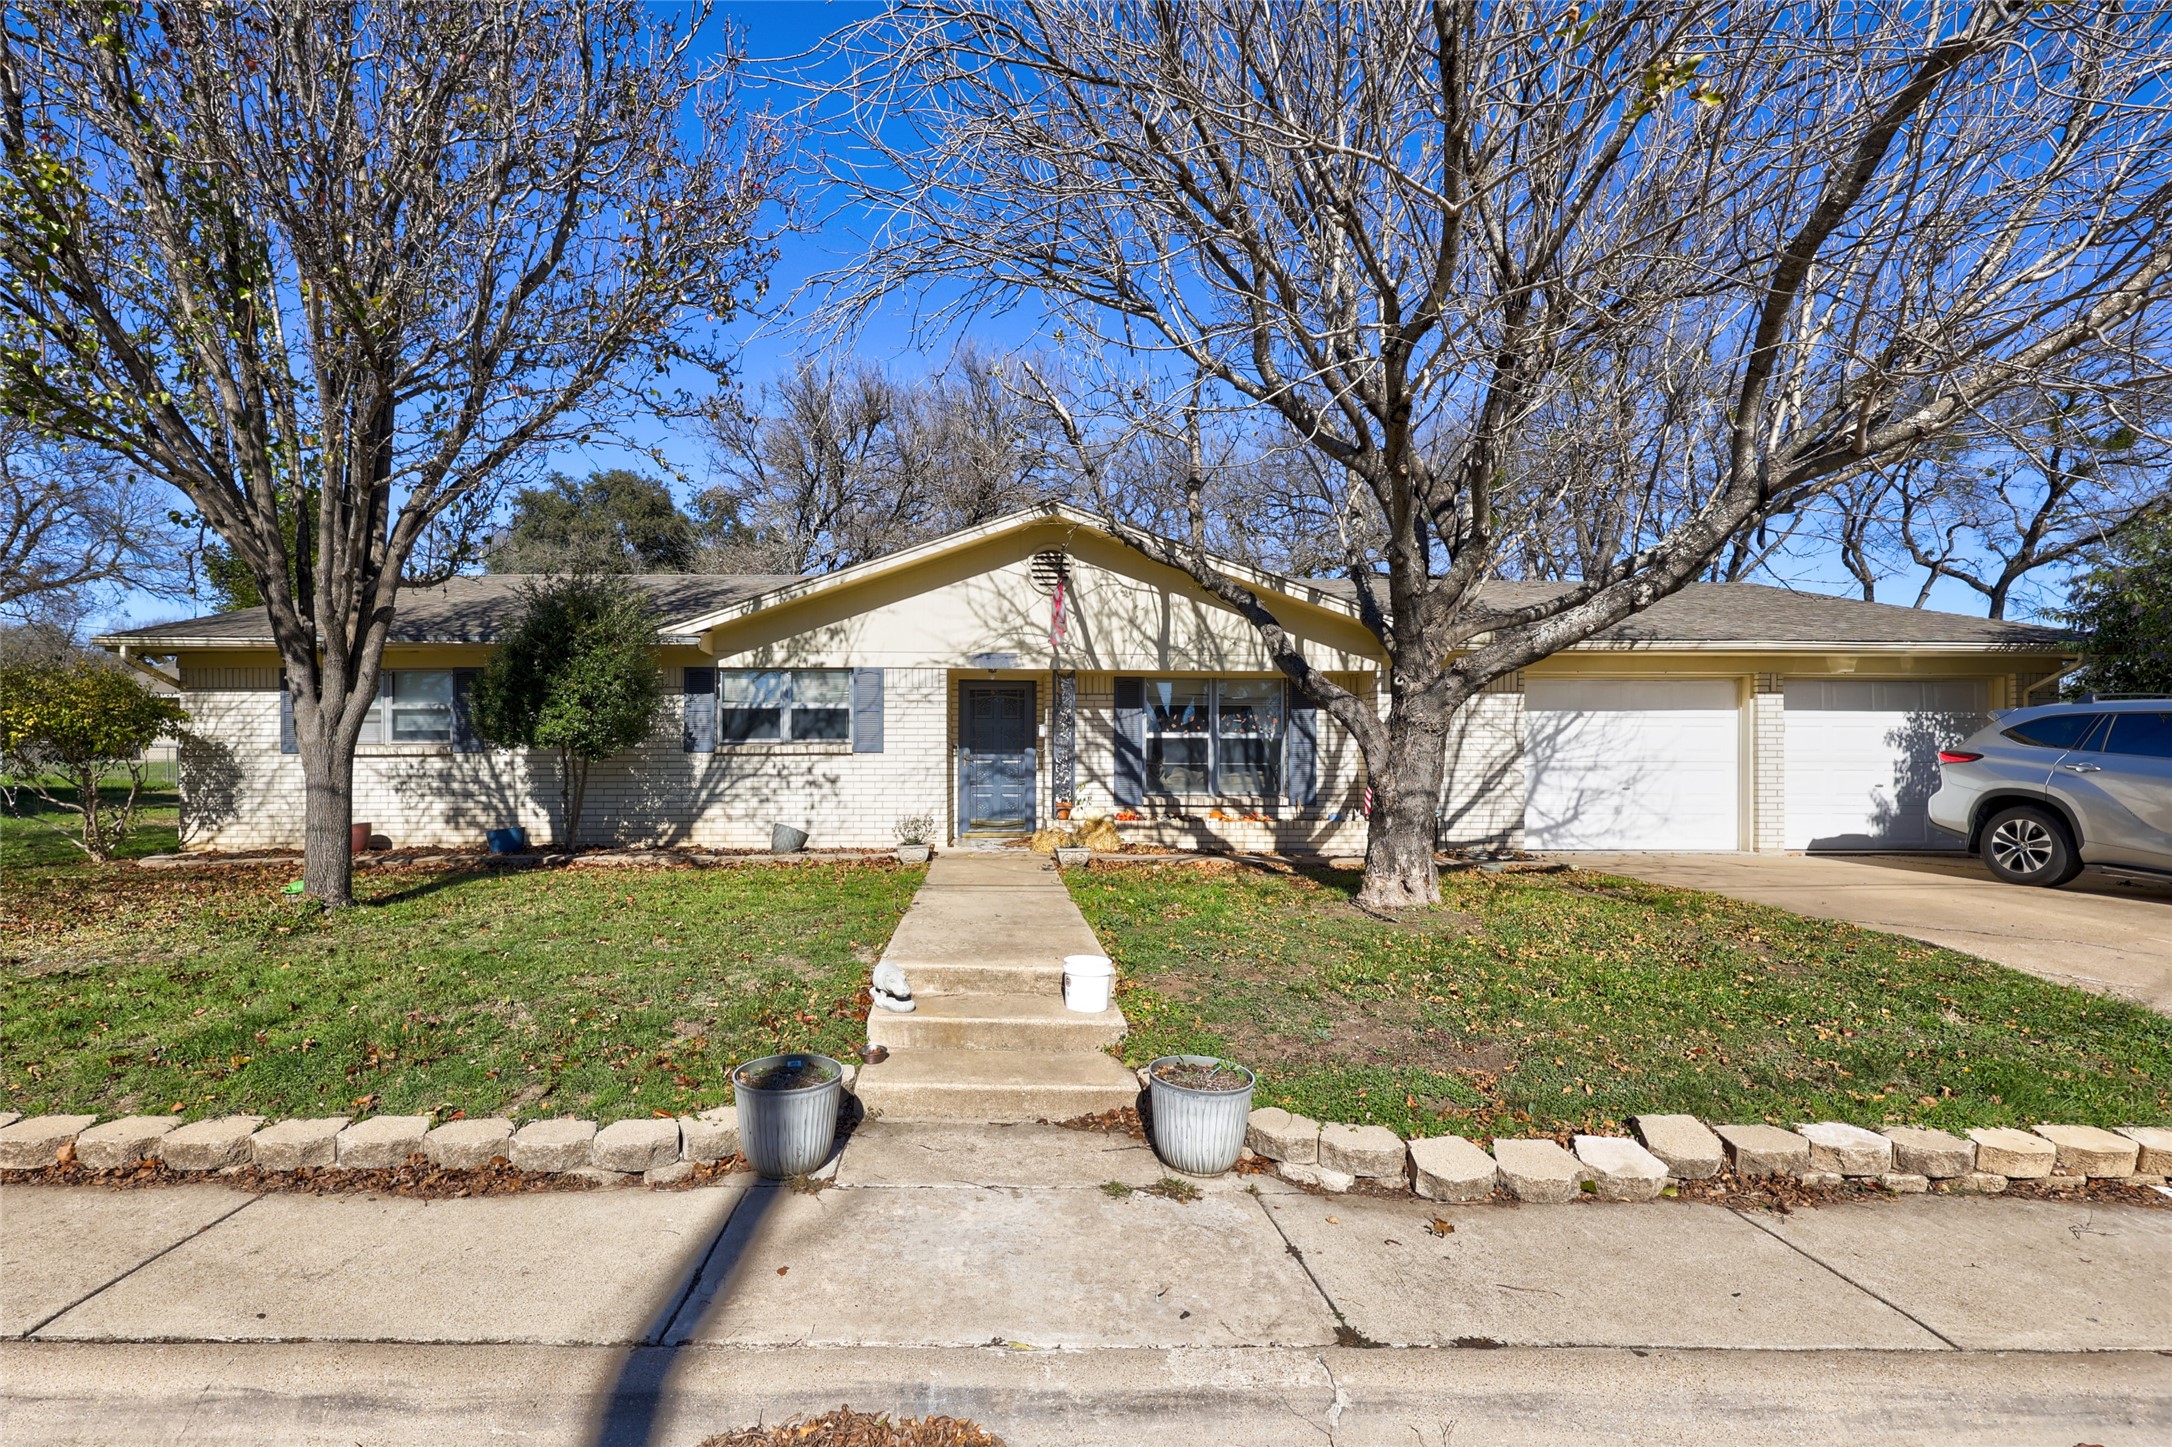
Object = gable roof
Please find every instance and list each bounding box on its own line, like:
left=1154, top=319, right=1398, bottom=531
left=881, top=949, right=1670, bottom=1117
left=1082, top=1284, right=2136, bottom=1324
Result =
left=95, top=504, right=2069, bottom=653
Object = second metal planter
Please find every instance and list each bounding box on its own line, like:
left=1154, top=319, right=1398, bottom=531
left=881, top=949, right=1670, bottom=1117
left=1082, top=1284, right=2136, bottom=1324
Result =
left=731, top=1052, right=843, bottom=1178
left=1146, top=1054, right=1256, bottom=1177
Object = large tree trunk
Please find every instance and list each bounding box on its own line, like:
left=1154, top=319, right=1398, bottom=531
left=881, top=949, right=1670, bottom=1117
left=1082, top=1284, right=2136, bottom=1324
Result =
left=1355, top=692, right=1447, bottom=911
left=299, top=744, right=357, bottom=907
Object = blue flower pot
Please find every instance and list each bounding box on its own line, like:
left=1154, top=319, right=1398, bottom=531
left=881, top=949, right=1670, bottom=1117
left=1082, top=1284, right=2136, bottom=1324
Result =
left=486, top=827, right=528, bottom=854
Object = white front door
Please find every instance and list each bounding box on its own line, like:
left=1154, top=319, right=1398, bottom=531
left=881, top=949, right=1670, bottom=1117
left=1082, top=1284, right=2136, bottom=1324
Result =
left=1524, top=678, right=1742, bottom=850
left=1783, top=679, right=1986, bottom=850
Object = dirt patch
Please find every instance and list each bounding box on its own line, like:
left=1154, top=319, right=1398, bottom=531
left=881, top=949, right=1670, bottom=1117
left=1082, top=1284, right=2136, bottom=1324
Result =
left=1210, top=1008, right=1509, bottom=1078
left=701, top=1406, right=1005, bottom=1446
left=1149, top=1058, right=1251, bottom=1091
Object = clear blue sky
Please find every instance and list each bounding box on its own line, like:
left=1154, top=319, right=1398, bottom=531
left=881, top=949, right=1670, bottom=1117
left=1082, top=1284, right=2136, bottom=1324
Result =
left=102, top=2, right=2024, bottom=630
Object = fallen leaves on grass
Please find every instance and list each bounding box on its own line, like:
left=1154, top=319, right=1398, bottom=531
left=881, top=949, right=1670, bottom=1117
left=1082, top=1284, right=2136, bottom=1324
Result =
left=701, top=1406, right=1005, bottom=1446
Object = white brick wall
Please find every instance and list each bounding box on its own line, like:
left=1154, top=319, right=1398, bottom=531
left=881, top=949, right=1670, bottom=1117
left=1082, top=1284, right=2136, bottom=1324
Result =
left=1752, top=673, right=1787, bottom=853
left=1441, top=685, right=1526, bottom=850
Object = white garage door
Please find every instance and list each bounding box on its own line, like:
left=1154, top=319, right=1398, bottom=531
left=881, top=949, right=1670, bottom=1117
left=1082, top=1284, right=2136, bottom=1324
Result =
left=1784, top=679, right=1987, bottom=850
left=1525, top=679, right=1741, bottom=850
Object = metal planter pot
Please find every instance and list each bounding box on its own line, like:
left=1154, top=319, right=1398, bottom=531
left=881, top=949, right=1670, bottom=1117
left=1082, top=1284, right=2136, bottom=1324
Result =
left=1147, top=1054, right=1256, bottom=1177
left=731, top=1053, right=843, bottom=1178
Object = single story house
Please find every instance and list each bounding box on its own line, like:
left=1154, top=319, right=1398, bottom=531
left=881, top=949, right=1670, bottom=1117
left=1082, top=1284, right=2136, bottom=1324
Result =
left=98, top=505, right=2072, bottom=856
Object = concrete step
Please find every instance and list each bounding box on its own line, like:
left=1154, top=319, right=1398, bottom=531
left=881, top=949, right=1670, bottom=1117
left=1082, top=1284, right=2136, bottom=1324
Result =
left=867, top=993, right=1126, bottom=1052
left=891, top=959, right=1065, bottom=996
left=852, top=1048, right=1141, bottom=1123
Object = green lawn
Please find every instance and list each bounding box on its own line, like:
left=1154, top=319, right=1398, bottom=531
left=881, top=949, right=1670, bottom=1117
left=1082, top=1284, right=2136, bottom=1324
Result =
left=1, top=782, right=180, bottom=870
left=1068, top=863, right=2172, bottom=1139
left=1, top=836, right=920, bottom=1121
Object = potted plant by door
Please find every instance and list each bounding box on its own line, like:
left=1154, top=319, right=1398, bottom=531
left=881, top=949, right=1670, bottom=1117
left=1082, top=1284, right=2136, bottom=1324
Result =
left=894, top=813, right=934, bottom=864
left=1146, top=1054, right=1256, bottom=1176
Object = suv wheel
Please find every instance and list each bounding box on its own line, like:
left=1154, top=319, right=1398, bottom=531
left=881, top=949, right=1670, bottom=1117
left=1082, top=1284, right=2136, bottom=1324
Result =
left=1980, top=805, right=2083, bottom=887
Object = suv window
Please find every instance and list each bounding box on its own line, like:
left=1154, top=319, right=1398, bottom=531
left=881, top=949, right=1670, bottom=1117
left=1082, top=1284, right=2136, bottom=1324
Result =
left=2101, top=711, right=2172, bottom=759
left=2002, top=713, right=2107, bottom=750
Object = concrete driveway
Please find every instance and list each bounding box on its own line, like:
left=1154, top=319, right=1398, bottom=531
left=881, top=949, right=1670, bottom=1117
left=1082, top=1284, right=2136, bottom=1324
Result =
left=1560, top=852, right=2172, bottom=1015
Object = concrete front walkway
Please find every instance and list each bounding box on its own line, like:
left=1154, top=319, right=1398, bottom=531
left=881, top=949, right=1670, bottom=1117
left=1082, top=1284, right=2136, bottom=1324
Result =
left=5, top=1122, right=2169, bottom=1444
left=853, top=851, right=1138, bottom=1120
left=1563, top=851, right=2172, bottom=1014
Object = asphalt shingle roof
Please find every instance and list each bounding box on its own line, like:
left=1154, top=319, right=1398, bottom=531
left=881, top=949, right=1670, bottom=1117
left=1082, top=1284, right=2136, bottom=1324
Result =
left=99, top=569, right=2066, bottom=651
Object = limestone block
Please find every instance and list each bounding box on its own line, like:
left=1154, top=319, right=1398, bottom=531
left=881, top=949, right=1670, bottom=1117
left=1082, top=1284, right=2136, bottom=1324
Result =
left=1490, top=1138, right=1587, bottom=1204
left=644, top=1160, right=696, bottom=1187
left=336, top=1115, right=431, bottom=1169
left=593, top=1118, right=682, bottom=1173
left=0, top=1114, right=99, bottom=1169
left=563, top=1166, right=636, bottom=1187
left=74, top=1116, right=179, bottom=1171
left=1573, top=1136, right=1669, bottom=1202
left=1880, top=1126, right=1974, bottom=1179
left=2031, top=1124, right=2139, bottom=1178
left=1957, top=1171, right=2007, bottom=1194
left=1714, top=1123, right=1810, bottom=1178
left=2042, top=1173, right=2087, bottom=1189
left=2117, top=1127, right=2172, bottom=1175
left=680, top=1107, right=739, bottom=1163
left=1967, top=1127, right=2055, bottom=1179
left=250, top=1117, right=349, bottom=1170
left=511, top=1118, right=595, bottom=1172
left=1318, top=1122, right=1405, bottom=1180
left=1408, top=1135, right=1496, bottom=1202
left=424, top=1118, right=514, bottom=1169
left=1245, top=1107, right=1320, bottom=1165
left=1796, top=1170, right=1843, bottom=1188
left=1630, top=1113, right=1722, bottom=1179
left=1878, top=1172, right=1930, bottom=1194
left=1280, top=1161, right=1354, bottom=1192
left=157, top=1116, right=265, bottom=1171
left=1796, top=1121, right=1894, bottom=1177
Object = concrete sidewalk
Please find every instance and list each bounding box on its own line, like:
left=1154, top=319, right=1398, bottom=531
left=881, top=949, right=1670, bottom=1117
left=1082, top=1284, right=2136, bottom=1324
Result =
left=5, top=1120, right=2169, bottom=1443
left=1562, top=851, right=2172, bottom=1014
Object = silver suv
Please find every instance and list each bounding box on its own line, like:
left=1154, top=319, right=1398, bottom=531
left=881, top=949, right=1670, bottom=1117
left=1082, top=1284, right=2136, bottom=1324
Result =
left=1927, top=698, right=2172, bottom=886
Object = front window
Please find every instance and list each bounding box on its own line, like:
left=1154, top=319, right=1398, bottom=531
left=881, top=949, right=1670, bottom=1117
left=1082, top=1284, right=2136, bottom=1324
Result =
left=360, top=670, right=454, bottom=744
left=1145, top=678, right=1284, bottom=797
left=719, top=669, right=852, bottom=744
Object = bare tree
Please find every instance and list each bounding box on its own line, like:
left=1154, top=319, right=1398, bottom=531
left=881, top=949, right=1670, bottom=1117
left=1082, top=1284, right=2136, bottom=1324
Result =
left=701, top=343, right=1067, bottom=571
left=0, top=421, right=186, bottom=625
left=826, top=0, right=2172, bottom=908
left=1784, top=382, right=2172, bottom=616
left=0, top=1, right=780, bottom=903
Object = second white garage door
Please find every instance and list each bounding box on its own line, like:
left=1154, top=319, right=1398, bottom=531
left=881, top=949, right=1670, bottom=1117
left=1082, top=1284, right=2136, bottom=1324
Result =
left=1525, top=679, right=1741, bottom=850
left=1784, top=679, right=1987, bottom=850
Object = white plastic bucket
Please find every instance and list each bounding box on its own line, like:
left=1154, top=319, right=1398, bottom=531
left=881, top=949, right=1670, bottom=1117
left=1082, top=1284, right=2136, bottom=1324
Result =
left=1062, top=954, right=1115, bottom=1014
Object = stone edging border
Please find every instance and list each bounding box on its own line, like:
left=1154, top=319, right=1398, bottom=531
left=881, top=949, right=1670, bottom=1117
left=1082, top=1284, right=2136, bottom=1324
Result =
left=4, top=1084, right=2166, bottom=1199
left=1239, top=1108, right=2172, bottom=1202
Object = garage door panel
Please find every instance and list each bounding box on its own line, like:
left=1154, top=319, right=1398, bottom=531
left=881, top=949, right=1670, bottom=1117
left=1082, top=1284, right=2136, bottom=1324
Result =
left=1784, top=680, right=1985, bottom=851
left=1526, top=680, right=1740, bottom=851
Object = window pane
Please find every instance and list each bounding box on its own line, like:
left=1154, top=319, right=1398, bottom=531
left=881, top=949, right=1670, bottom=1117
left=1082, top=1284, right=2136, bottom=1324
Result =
left=720, top=707, right=781, bottom=742
left=720, top=670, right=789, bottom=706
left=387, top=670, right=453, bottom=742
left=790, top=706, right=850, bottom=741
left=2103, top=712, right=2172, bottom=759
left=794, top=670, right=851, bottom=706
left=1147, top=680, right=1211, bottom=736
left=1217, top=737, right=1279, bottom=795
left=1149, top=735, right=1211, bottom=795
left=2003, top=714, right=2105, bottom=750
left=719, top=670, right=785, bottom=743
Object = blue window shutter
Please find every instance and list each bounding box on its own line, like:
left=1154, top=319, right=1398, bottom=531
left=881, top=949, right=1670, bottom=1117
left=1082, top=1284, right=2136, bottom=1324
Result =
left=1112, top=677, right=1145, bottom=807
left=852, top=668, right=884, bottom=753
left=683, top=666, right=716, bottom=753
left=278, top=672, right=298, bottom=754
left=451, top=670, right=482, bottom=753
left=1286, top=688, right=1318, bottom=806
